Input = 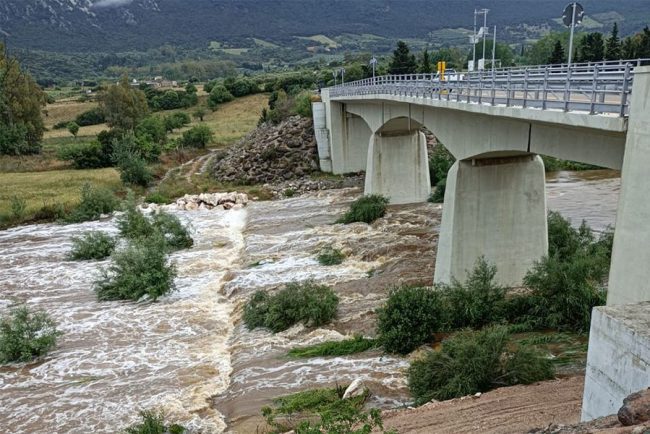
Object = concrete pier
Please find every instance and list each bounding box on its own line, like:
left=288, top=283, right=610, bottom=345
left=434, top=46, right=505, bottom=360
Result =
left=364, top=130, right=431, bottom=204
left=434, top=155, right=548, bottom=287
left=607, top=66, right=650, bottom=306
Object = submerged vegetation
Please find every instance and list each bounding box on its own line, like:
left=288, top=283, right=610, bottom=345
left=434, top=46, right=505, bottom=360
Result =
left=0, top=306, right=61, bottom=364
left=244, top=280, right=339, bottom=333
left=124, top=410, right=186, bottom=434
left=68, top=231, right=116, bottom=261
left=336, top=194, right=389, bottom=224
left=288, top=336, right=378, bottom=358
left=317, top=246, right=345, bottom=266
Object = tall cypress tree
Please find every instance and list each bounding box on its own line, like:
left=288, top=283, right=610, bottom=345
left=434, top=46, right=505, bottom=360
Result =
left=578, top=33, right=604, bottom=62
left=419, top=49, right=432, bottom=73
left=389, top=41, right=418, bottom=74
left=605, top=23, right=622, bottom=60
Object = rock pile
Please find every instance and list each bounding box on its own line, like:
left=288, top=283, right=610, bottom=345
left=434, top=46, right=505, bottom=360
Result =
left=209, top=116, right=319, bottom=185
left=174, top=192, right=249, bottom=211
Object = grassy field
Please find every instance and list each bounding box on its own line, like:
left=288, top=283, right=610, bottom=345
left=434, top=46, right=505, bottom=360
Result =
left=0, top=91, right=269, bottom=225
left=0, top=168, right=121, bottom=220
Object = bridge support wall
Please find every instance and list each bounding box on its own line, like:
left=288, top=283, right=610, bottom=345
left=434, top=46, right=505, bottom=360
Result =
left=364, top=131, right=431, bottom=204
left=608, top=66, right=650, bottom=305
left=434, top=155, right=548, bottom=287
left=325, top=101, right=372, bottom=174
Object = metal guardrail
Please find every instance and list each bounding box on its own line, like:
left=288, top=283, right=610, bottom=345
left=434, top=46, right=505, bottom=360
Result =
left=329, top=59, right=650, bottom=117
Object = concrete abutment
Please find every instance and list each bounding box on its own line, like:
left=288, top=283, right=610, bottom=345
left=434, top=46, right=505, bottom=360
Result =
left=434, top=154, right=548, bottom=287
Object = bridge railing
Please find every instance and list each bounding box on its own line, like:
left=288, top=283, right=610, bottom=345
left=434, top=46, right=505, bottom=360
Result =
left=330, top=59, right=650, bottom=117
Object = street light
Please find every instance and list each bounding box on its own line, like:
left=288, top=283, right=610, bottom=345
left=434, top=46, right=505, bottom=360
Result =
left=340, top=68, right=346, bottom=85
left=332, top=70, right=338, bottom=86
left=369, top=56, right=378, bottom=83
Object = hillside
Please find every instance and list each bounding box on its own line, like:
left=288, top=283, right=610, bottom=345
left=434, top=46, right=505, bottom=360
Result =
left=1, top=0, right=649, bottom=53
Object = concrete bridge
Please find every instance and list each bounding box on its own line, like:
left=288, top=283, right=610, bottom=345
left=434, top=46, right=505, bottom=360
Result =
left=313, top=60, right=649, bottom=303
left=313, top=61, right=650, bottom=421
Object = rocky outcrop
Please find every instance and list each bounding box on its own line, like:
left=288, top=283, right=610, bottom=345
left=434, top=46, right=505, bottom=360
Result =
left=209, top=116, right=319, bottom=185
left=173, top=192, right=249, bottom=211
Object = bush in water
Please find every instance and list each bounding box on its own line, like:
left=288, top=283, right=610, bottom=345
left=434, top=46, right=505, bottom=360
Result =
left=68, top=231, right=116, bottom=261
left=336, top=194, right=389, bottom=224
left=94, top=234, right=177, bottom=302
left=244, top=280, right=339, bottom=333
left=0, top=306, right=61, bottom=364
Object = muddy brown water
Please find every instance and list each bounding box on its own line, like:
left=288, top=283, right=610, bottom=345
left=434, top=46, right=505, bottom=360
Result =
left=0, top=170, right=619, bottom=433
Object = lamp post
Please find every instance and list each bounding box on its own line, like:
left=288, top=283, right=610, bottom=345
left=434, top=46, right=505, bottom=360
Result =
left=340, top=68, right=346, bottom=85
left=332, top=70, right=338, bottom=86
left=370, top=56, right=377, bottom=83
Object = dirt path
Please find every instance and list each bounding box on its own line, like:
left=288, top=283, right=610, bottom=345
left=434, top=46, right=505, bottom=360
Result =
left=382, top=376, right=585, bottom=434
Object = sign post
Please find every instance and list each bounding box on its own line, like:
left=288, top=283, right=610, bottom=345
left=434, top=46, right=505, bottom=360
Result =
left=563, top=2, right=584, bottom=68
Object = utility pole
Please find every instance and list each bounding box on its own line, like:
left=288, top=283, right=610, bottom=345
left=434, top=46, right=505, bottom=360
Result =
left=472, top=9, right=477, bottom=70
left=482, top=10, right=489, bottom=68
left=492, top=26, right=496, bottom=71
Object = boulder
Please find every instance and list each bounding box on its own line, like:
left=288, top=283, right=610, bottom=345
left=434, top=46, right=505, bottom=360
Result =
left=619, top=388, right=650, bottom=426
left=342, top=378, right=367, bottom=400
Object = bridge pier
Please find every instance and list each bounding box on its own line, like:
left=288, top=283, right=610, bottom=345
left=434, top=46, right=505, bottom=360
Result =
left=434, top=154, right=548, bottom=287
left=364, top=130, right=431, bottom=204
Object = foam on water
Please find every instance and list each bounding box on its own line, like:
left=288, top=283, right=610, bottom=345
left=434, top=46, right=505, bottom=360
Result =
left=0, top=208, right=247, bottom=434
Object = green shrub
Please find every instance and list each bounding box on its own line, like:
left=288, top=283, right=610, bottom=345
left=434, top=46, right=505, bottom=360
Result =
left=336, top=194, right=389, bottom=224
left=33, top=202, right=68, bottom=222
left=377, top=286, right=446, bottom=355
left=58, top=141, right=112, bottom=169
left=163, top=112, right=191, bottom=132
left=68, top=231, right=116, bottom=261
left=125, top=410, right=186, bottom=434
left=180, top=125, right=213, bottom=149
left=440, top=257, right=506, bottom=330
left=117, top=197, right=193, bottom=251
left=75, top=107, right=105, bottom=127
left=429, top=179, right=446, bottom=203
left=67, top=121, right=80, bottom=138
left=10, top=195, right=26, bottom=221
left=145, top=192, right=172, bottom=205
left=136, top=116, right=167, bottom=145
left=317, top=246, right=345, bottom=266
left=244, top=280, right=339, bottom=333
left=151, top=212, right=193, bottom=251
left=407, top=326, right=554, bottom=405
left=116, top=196, right=156, bottom=240
left=0, top=306, right=61, bottom=364
left=261, top=386, right=391, bottom=434
left=65, top=183, right=119, bottom=223
left=94, top=234, right=177, bottom=302
left=292, top=92, right=313, bottom=118
left=516, top=213, right=612, bottom=332
left=288, top=336, right=378, bottom=358
left=208, top=84, right=234, bottom=109
left=118, top=156, right=153, bottom=187
left=428, top=144, right=455, bottom=186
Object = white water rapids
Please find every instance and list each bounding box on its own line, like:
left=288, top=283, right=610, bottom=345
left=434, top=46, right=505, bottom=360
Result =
left=0, top=170, right=620, bottom=433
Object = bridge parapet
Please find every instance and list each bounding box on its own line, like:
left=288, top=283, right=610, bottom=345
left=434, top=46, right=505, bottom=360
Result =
left=330, top=59, right=650, bottom=117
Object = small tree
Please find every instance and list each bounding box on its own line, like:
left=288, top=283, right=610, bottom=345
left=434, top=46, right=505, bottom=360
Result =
left=100, top=75, right=149, bottom=131
left=548, top=40, right=566, bottom=64
left=605, top=23, right=622, bottom=60
left=67, top=121, right=80, bottom=139
left=180, top=125, right=213, bottom=149
left=192, top=107, right=207, bottom=122
left=389, top=41, right=418, bottom=75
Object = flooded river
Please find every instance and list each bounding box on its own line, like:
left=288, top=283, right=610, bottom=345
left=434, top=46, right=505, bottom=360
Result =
left=0, top=170, right=620, bottom=433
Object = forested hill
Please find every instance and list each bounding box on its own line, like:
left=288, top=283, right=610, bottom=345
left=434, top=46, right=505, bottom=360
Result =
left=1, top=0, right=649, bottom=53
